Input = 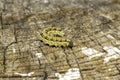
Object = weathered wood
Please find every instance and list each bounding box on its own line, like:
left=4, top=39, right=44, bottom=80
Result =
left=0, top=0, right=120, bottom=80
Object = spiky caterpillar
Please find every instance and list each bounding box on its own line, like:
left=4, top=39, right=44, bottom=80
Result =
left=39, top=27, right=73, bottom=47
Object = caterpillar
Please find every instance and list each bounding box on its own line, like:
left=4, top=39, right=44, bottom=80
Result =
left=38, top=27, right=73, bottom=47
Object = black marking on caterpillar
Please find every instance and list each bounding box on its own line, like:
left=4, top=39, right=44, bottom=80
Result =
left=38, top=27, right=73, bottom=47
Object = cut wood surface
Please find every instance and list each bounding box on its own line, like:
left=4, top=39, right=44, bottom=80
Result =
left=0, top=0, right=120, bottom=80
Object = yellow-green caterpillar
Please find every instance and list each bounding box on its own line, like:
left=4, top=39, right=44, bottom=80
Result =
left=39, top=27, right=73, bottom=47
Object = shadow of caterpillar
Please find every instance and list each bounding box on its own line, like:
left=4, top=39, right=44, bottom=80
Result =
left=39, top=27, right=73, bottom=47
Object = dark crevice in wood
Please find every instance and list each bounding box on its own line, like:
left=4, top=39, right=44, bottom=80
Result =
left=115, top=64, right=120, bottom=74
left=63, top=48, right=72, bottom=68
left=3, top=41, right=22, bottom=72
left=70, top=47, right=84, bottom=80
left=0, top=13, right=3, bottom=30
left=3, top=42, right=16, bottom=72
left=39, top=44, right=57, bottom=75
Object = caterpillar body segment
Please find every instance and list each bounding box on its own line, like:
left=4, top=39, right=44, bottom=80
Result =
left=47, top=31, right=65, bottom=37
left=39, top=35, right=68, bottom=47
left=42, top=27, right=61, bottom=32
left=41, top=33, right=67, bottom=42
left=39, top=27, right=73, bottom=47
left=41, top=28, right=66, bottom=42
left=47, top=27, right=61, bottom=31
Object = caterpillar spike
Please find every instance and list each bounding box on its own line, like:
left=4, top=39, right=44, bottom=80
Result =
left=38, top=27, right=73, bottom=47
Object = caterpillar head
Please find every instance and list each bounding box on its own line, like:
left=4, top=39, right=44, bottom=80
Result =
left=68, top=40, right=73, bottom=48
